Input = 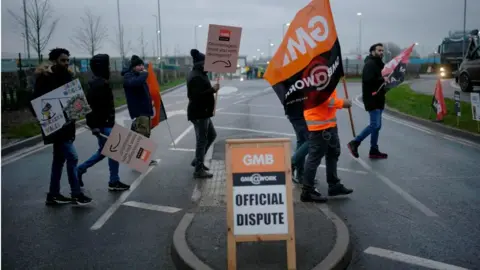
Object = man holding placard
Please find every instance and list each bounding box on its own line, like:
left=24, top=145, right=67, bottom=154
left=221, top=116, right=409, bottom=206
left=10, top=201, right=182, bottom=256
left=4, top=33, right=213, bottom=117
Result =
left=31, top=48, right=91, bottom=205
left=187, top=49, right=219, bottom=178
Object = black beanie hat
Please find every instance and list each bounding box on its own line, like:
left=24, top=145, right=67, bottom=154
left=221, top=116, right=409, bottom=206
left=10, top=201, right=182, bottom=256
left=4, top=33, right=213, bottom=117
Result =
left=130, top=55, right=144, bottom=68
left=190, top=49, right=205, bottom=65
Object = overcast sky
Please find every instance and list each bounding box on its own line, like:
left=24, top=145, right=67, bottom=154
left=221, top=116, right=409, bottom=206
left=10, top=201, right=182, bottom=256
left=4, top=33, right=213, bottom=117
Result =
left=2, top=0, right=479, bottom=59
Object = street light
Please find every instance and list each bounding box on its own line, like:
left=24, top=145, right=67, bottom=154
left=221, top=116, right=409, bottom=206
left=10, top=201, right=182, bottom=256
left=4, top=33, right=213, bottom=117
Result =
left=152, top=15, right=160, bottom=60
left=357, top=12, right=362, bottom=58
left=194, top=24, right=202, bottom=49
left=156, top=0, right=164, bottom=84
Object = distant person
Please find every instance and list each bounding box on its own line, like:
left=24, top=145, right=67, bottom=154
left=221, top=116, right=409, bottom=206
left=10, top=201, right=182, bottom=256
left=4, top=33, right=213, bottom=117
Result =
left=77, top=54, right=130, bottom=191
left=121, top=55, right=158, bottom=166
left=187, top=49, right=219, bottom=178
left=31, top=48, right=91, bottom=205
left=347, top=43, right=389, bottom=159
left=301, top=89, right=353, bottom=203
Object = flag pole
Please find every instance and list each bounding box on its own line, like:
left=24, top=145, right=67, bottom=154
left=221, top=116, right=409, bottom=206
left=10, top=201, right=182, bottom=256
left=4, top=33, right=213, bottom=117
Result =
left=213, top=74, right=220, bottom=116
left=341, top=76, right=356, bottom=137
left=165, top=118, right=176, bottom=148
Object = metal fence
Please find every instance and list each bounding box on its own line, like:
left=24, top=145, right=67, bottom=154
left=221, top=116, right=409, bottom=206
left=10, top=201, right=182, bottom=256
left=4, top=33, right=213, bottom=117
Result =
left=1, top=53, right=188, bottom=112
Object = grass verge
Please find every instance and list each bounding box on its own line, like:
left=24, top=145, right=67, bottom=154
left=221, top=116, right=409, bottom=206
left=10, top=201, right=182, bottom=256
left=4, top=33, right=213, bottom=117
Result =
left=385, top=84, right=480, bottom=134
left=2, top=79, right=185, bottom=140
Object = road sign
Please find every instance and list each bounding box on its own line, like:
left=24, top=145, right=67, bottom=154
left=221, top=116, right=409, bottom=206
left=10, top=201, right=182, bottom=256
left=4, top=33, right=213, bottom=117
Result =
left=471, top=93, right=480, bottom=121
left=101, top=124, right=158, bottom=173
left=225, top=138, right=296, bottom=270
left=454, top=91, right=461, bottom=117
left=204, top=24, right=242, bottom=73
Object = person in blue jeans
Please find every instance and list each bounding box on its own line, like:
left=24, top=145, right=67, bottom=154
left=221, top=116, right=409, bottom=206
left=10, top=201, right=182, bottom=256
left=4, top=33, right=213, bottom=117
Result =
left=348, top=43, right=389, bottom=159
left=77, top=54, right=130, bottom=191
left=31, top=48, right=91, bottom=205
left=284, top=88, right=310, bottom=183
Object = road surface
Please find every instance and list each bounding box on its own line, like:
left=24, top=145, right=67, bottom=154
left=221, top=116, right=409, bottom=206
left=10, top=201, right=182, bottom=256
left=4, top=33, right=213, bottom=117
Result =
left=410, top=74, right=479, bottom=103
left=2, top=79, right=480, bottom=269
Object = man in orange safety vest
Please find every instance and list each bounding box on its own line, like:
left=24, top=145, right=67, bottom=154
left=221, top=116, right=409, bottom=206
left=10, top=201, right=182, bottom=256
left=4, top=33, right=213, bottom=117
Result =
left=301, top=89, right=354, bottom=203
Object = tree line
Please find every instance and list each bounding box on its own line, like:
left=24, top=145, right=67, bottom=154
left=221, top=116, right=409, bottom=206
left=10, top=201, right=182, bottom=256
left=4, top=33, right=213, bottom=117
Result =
left=8, top=0, right=151, bottom=63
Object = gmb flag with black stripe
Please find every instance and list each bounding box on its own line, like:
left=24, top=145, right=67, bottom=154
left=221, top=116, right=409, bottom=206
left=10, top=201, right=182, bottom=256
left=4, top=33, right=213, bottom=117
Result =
left=264, top=0, right=344, bottom=114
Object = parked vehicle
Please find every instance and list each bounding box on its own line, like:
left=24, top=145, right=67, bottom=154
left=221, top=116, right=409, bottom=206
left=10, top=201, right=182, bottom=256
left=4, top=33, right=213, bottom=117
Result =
left=437, top=29, right=478, bottom=78
left=456, top=44, right=480, bottom=92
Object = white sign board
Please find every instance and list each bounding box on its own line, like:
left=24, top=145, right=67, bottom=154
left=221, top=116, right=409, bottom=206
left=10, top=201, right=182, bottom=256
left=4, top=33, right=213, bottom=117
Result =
left=204, top=24, right=242, bottom=73
left=30, top=79, right=91, bottom=136
left=471, top=93, right=480, bottom=121
left=232, top=172, right=288, bottom=235
left=101, top=124, right=158, bottom=173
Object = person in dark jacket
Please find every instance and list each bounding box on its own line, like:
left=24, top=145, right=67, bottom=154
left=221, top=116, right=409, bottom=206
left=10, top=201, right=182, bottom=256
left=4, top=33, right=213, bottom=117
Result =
left=286, top=90, right=309, bottom=184
left=121, top=55, right=158, bottom=166
left=77, top=54, right=130, bottom=192
left=347, top=43, right=389, bottom=159
left=187, top=49, right=219, bottom=178
left=31, top=48, right=91, bottom=205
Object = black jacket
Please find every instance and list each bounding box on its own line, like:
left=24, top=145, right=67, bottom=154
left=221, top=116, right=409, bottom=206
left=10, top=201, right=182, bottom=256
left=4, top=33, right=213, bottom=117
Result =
left=31, top=64, right=76, bottom=144
left=121, top=68, right=153, bottom=119
left=186, top=65, right=215, bottom=121
left=362, top=55, right=386, bottom=111
left=85, top=54, right=115, bottom=129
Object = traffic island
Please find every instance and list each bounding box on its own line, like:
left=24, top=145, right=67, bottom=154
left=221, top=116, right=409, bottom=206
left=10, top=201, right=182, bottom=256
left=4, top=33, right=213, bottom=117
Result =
left=172, top=159, right=352, bottom=270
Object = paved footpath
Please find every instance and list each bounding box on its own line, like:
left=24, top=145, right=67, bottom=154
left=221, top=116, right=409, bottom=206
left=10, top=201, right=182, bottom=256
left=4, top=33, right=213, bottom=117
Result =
left=2, top=79, right=480, bottom=269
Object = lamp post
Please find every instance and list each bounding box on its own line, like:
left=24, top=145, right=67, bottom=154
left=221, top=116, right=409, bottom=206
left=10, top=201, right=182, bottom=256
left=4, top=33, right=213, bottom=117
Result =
left=194, top=24, right=202, bottom=49
left=462, top=0, right=467, bottom=58
left=156, top=0, right=163, bottom=84
left=268, top=41, right=274, bottom=58
left=357, top=12, right=362, bottom=58
left=282, top=22, right=291, bottom=38
left=152, top=15, right=159, bottom=61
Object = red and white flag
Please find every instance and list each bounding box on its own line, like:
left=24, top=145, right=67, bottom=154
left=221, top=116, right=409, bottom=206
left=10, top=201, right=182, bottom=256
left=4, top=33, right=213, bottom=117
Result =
left=431, top=78, right=447, bottom=121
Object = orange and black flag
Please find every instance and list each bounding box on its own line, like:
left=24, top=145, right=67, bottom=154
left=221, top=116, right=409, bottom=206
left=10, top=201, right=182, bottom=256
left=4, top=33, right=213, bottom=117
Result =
left=146, top=63, right=168, bottom=129
left=264, top=0, right=344, bottom=113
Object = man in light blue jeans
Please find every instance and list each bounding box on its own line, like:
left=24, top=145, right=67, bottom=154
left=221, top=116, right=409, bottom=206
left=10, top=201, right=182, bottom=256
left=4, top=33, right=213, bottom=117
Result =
left=348, top=109, right=386, bottom=158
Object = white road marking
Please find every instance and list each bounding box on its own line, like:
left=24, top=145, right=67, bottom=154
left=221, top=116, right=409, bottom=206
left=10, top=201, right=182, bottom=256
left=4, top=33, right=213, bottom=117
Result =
left=90, top=162, right=159, bottom=230
left=217, top=111, right=285, bottom=119
left=122, top=201, right=182, bottom=213
left=216, top=126, right=295, bottom=137
left=352, top=155, right=438, bottom=217
left=233, top=103, right=282, bottom=109
left=171, top=125, right=194, bottom=146
left=191, top=183, right=202, bottom=203
left=233, top=97, right=250, bottom=104
left=318, top=164, right=368, bottom=175
left=354, top=95, right=480, bottom=150
left=364, top=247, right=470, bottom=270
left=169, top=148, right=195, bottom=152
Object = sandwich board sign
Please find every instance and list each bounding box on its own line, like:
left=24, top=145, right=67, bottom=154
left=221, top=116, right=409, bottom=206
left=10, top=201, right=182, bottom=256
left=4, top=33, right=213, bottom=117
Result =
left=204, top=24, right=242, bottom=73
left=101, top=123, right=158, bottom=173
left=225, top=138, right=296, bottom=270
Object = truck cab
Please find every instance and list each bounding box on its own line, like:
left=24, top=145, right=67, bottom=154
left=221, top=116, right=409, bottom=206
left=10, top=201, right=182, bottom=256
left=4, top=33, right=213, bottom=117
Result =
left=437, top=30, right=476, bottom=78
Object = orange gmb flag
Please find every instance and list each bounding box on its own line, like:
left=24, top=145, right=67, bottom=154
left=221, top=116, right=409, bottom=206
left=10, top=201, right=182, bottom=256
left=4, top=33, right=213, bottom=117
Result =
left=146, top=63, right=167, bottom=128
left=432, top=78, right=447, bottom=121
left=264, top=0, right=344, bottom=112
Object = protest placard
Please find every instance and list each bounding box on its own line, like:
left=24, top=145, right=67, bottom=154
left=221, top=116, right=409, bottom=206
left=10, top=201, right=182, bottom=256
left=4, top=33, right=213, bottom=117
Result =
left=101, top=124, right=158, bottom=173
left=30, top=79, right=91, bottom=136
left=225, top=138, right=296, bottom=270
left=204, top=24, right=242, bottom=73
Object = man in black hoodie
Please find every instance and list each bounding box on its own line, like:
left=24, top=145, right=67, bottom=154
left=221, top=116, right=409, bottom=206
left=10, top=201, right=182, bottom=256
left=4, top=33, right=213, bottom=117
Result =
left=347, top=43, right=389, bottom=159
left=31, top=48, right=91, bottom=205
left=187, top=49, right=219, bottom=178
left=77, top=54, right=130, bottom=192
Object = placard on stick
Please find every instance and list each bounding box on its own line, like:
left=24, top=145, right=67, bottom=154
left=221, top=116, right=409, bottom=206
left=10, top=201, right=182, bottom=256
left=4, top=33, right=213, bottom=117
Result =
left=204, top=24, right=242, bottom=73
left=225, top=138, right=296, bottom=270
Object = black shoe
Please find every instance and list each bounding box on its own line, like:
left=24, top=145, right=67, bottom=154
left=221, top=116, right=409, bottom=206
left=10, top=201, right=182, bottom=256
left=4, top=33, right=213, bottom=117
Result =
left=77, top=169, right=85, bottom=187
left=71, top=193, right=92, bottom=205
left=108, top=181, right=131, bottom=191
left=328, top=184, right=353, bottom=196
left=191, top=159, right=210, bottom=171
left=194, top=169, right=213, bottom=179
left=46, top=194, right=72, bottom=205
left=149, top=159, right=159, bottom=166
left=347, top=140, right=360, bottom=158
left=300, top=187, right=328, bottom=203
left=369, top=148, right=388, bottom=159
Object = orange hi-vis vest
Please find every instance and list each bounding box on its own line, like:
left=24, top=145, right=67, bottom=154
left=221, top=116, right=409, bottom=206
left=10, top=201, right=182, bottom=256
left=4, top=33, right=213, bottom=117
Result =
left=304, top=89, right=344, bottom=131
